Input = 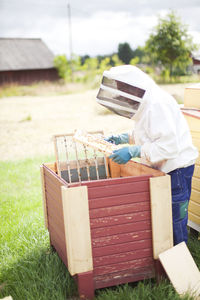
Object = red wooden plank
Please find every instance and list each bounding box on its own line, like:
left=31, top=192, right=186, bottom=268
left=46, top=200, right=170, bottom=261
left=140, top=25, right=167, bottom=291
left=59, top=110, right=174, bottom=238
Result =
left=92, top=230, right=151, bottom=247
left=43, top=164, right=68, bottom=186
left=94, top=265, right=155, bottom=289
left=49, top=232, right=68, bottom=267
left=45, top=180, right=63, bottom=203
left=89, top=201, right=150, bottom=219
left=47, top=200, right=65, bottom=230
left=182, top=110, right=200, bottom=120
left=88, top=191, right=150, bottom=209
left=91, top=220, right=151, bottom=238
left=154, top=260, right=166, bottom=282
left=87, top=180, right=150, bottom=199
left=46, top=190, right=64, bottom=217
left=48, top=224, right=67, bottom=267
left=48, top=216, right=65, bottom=243
left=90, top=210, right=151, bottom=229
left=93, top=256, right=154, bottom=276
left=76, top=271, right=94, bottom=300
left=69, top=174, right=151, bottom=188
left=45, top=175, right=63, bottom=198
left=46, top=187, right=63, bottom=208
left=93, top=248, right=153, bottom=267
left=92, top=238, right=152, bottom=257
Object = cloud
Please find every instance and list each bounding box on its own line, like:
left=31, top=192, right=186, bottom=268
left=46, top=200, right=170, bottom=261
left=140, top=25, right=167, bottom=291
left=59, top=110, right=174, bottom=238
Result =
left=0, top=0, right=199, bottom=56
left=29, top=11, right=157, bottom=57
left=70, top=12, right=157, bottom=56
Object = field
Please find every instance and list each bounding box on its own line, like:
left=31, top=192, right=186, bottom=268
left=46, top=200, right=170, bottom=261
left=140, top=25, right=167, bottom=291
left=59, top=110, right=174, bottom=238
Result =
left=0, top=83, right=190, bottom=161
left=0, top=83, right=200, bottom=299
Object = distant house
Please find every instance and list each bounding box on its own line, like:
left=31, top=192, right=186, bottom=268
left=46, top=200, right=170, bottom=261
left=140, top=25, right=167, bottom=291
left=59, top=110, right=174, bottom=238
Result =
left=192, top=55, right=200, bottom=74
left=0, top=38, right=59, bottom=85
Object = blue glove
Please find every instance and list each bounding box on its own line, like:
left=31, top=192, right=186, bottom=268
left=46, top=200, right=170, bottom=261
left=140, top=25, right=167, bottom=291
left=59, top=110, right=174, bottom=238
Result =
left=104, top=133, right=129, bottom=145
left=109, top=146, right=141, bottom=164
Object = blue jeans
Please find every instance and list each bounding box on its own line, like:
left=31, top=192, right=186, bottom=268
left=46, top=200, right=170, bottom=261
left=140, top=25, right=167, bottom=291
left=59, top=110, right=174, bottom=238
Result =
left=168, top=165, right=195, bottom=245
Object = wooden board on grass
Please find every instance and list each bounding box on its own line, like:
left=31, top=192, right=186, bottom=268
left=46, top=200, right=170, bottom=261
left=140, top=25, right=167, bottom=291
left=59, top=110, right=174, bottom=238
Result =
left=159, top=242, right=200, bottom=298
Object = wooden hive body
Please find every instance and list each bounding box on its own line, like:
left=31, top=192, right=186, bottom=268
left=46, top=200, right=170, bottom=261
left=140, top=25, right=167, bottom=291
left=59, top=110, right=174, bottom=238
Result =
left=182, top=109, right=200, bottom=232
left=184, top=84, right=200, bottom=109
left=182, top=85, right=200, bottom=233
left=41, top=159, right=173, bottom=299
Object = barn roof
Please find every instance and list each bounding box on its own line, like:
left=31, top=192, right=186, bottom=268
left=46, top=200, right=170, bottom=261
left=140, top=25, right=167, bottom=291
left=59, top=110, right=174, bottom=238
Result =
left=0, top=38, right=55, bottom=71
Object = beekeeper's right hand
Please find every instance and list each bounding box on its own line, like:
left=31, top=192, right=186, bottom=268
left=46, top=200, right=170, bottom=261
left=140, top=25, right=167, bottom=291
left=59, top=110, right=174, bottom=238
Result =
left=104, top=133, right=129, bottom=145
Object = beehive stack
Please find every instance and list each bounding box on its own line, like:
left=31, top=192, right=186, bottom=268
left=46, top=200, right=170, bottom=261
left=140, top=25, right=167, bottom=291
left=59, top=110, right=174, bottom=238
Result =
left=182, top=84, right=200, bottom=232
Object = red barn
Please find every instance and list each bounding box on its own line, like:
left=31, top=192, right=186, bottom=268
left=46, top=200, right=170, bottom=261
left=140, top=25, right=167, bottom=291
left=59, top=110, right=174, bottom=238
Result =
left=0, top=38, right=59, bottom=85
left=192, top=56, right=200, bottom=74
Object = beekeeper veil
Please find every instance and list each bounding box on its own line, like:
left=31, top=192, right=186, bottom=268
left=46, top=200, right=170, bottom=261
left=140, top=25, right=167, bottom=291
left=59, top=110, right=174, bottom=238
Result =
left=96, top=65, right=155, bottom=119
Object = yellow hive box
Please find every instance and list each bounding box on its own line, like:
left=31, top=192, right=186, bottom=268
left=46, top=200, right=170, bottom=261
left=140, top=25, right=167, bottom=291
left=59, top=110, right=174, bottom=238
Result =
left=183, top=87, right=200, bottom=232
left=184, top=84, right=200, bottom=109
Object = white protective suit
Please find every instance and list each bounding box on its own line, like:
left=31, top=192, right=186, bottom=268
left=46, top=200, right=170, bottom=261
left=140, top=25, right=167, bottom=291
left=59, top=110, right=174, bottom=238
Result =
left=96, top=65, right=198, bottom=173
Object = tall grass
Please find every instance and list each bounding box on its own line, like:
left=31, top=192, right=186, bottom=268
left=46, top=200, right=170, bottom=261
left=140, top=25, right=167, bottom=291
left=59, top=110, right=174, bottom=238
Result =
left=0, top=156, right=199, bottom=299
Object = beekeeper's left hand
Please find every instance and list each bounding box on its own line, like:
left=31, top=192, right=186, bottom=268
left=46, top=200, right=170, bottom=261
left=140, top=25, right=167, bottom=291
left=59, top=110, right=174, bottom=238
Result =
left=109, top=146, right=141, bottom=164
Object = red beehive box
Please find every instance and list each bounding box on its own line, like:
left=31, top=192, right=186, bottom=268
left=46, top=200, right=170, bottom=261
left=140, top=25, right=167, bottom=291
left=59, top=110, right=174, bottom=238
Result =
left=40, top=133, right=173, bottom=299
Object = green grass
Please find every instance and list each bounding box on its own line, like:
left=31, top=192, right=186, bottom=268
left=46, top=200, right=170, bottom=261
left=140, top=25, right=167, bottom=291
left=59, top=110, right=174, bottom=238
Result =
left=0, top=156, right=77, bottom=300
left=0, top=156, right=200, bottom=299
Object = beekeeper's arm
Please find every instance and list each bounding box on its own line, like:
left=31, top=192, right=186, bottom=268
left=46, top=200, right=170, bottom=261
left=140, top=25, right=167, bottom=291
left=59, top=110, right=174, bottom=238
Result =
left=140, top=102, right=179, bottom=164
left=110, top=102, right=179, bottom=165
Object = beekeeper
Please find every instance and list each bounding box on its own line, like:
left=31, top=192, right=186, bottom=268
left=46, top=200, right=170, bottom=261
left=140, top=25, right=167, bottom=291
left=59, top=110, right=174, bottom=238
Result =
left=96, top=65, right=198, bottom=246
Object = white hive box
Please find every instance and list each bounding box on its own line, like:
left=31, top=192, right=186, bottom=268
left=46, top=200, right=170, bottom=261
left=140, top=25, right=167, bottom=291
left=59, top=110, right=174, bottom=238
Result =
left=184, top=83, right=200, bottom=109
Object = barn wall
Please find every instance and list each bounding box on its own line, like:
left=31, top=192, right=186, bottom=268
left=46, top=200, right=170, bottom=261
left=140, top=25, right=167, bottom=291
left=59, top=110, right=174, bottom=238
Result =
left=0, top=68, right=59, bottom=85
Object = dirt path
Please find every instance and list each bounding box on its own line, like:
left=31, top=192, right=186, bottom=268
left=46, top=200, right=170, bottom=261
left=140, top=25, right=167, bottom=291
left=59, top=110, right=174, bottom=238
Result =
left=0, top=83, right=191, bottom=161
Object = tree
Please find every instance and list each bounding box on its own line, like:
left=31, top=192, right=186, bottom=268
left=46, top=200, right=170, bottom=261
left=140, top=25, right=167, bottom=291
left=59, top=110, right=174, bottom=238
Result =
left=80, top=54, right=90, bottom=65
left=54, top=55, right=72, bottom=80
left=145, top=11, right=197, bottom=77
left=118, top=42, right=133, bottom=64
left=132, top=46, right=146, bottom=63
left=110, top=54, right=123, bottom=67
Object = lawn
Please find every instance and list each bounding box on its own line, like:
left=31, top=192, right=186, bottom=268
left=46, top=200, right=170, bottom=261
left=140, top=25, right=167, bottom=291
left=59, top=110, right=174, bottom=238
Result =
left=0, top=156, right=200, bottom=299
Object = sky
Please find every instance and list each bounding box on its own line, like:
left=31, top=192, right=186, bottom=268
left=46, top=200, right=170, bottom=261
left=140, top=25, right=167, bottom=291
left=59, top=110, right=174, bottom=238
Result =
left=0, top=0, right=200, bottom=58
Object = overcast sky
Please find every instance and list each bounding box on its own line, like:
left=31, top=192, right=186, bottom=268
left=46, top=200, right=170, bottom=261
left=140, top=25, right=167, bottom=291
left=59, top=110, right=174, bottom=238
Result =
left=0, top=0, right=200, bottom=58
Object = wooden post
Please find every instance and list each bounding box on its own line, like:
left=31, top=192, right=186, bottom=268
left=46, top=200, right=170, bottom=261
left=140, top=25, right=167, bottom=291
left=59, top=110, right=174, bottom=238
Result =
left=76, top=271, right=94, bottom=299
left=150, top=175, right=173, bottom=259
left=154, top=260, right=166, bottom=282
left=40, top=165, right=48, bottom=229
left=61, top=185, right=93, bottom=276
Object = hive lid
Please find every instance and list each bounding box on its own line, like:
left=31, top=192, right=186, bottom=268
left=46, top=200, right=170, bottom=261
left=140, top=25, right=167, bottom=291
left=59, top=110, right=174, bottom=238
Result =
left=185, top=83, right=200, bottom=90
left=181, top=107, right=200, bottom=119
left=159, top=242, right=200, bottom=298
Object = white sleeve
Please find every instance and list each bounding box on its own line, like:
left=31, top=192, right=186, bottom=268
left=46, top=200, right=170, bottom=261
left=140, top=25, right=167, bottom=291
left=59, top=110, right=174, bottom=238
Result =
left=141, top=103, right=179, bottom=164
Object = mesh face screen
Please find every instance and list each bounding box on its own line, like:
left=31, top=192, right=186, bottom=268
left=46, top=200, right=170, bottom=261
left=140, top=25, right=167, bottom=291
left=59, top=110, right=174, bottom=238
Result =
left=97, top=88, right=141, bottom=119
left=102, top=76, right=145, bottom=98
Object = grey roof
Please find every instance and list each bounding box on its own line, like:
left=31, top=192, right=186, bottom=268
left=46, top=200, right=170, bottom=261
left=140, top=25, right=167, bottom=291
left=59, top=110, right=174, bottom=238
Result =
left=0, top=38, right=55, bottom=71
